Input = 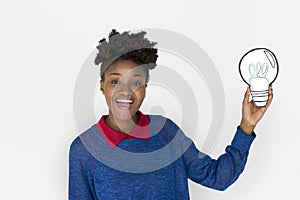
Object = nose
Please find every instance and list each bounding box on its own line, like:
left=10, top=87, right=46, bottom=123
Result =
left=117, top=82, right=133, bottom=95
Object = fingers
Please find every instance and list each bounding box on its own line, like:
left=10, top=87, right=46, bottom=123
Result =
left=259, top=85, right=273, bottom=112
left=265, top=85, right=273, bottom=109
left=269, top=85, right=273, bottom=96
left=243, top=87, right=251, bottom=105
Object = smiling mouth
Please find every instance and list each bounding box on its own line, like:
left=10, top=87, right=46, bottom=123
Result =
left=116, top=99, right=133, bottom=104
left=115, top=99, right=134, bottom=109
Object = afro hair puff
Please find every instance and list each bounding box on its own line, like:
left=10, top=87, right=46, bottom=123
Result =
left=94, top=29, right=158, bottom=80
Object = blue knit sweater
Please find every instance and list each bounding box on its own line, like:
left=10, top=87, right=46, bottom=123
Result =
left=69, top=115, right=255, bottom=200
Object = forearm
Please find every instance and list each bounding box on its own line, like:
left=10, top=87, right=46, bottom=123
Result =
left=185, top=127, right=256, bottom=191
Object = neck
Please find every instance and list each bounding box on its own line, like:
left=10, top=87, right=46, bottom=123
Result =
left=105, top=113, right=140, bottom=133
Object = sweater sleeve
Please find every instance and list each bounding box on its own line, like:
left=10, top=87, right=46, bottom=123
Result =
left=182, top=126, right=256, bottom=191
left=69, top=137, right=97, bottom=200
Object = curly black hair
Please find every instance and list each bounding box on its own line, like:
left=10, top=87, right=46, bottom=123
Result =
left=94, top=29, right=158, bottom=82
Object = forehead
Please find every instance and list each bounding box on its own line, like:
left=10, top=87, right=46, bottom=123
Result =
left=105, top=60, right=146, bottom=77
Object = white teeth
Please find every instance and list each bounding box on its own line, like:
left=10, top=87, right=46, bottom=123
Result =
left=116, top=99, right=133, bottom=104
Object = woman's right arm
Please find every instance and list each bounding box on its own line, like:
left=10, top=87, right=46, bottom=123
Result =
left=69, top=137, right=97, bottom=200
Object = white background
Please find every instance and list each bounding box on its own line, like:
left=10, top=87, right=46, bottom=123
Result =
left=0, top=0, right=299, bottom=199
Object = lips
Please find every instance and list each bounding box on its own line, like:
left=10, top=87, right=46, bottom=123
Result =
left=115, top=98, right=134, bottom=109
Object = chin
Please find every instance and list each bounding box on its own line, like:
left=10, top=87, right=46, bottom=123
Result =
left=111, top=106, right=138, bottom=122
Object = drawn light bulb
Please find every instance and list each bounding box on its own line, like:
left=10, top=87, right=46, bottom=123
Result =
left=239, top=48, right=279, bottom=107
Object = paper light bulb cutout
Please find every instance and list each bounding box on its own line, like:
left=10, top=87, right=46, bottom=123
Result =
left=239, top=48, right=279, bottom=107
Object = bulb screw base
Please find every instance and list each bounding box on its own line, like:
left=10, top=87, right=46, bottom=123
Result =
left=250, top=90, right=269, bottom=107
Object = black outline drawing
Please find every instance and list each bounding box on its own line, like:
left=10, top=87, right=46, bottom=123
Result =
left=238, top=48, right=279, bottom=107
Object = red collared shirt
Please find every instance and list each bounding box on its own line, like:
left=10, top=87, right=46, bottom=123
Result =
left=96, top=111, right=150, bottom=149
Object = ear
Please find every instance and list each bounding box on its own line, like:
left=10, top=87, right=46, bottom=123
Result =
left=100, top=80, right=104, bottom=94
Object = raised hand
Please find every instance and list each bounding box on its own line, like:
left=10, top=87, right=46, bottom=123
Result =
left=240, top=85, right=273, bottom=135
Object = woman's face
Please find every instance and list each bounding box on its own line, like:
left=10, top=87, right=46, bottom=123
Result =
left=100, top=60, right=147, bottom=122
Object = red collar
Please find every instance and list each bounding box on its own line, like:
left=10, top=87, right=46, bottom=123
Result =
left=96, top=111, right=150, bottom=149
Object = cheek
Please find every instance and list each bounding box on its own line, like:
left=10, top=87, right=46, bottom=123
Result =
left=135, top=87, right=146, bottom=99
left=103, top=87, right=115, bottom=104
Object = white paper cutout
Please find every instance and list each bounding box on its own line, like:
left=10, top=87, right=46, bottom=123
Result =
left=239, top=48, right=279, bottom=107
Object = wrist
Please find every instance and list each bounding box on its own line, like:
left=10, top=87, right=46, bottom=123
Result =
left=240, top=120, right=255, bottom=135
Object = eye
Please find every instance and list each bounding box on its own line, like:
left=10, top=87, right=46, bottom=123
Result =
left=111, top=80, right=120, bottom=85
left=131, top=81, right=141, bottom=86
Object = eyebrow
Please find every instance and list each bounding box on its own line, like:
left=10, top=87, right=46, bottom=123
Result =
left=108, top=73, right=144, bottom=77
left=133, top=74, right=144, bottom=77
left=108, top=73, right=122, bottom=76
